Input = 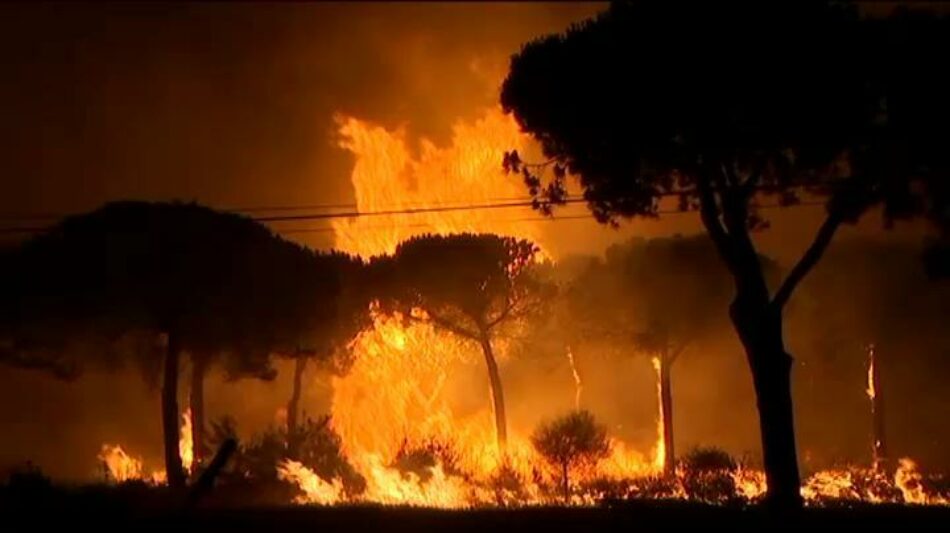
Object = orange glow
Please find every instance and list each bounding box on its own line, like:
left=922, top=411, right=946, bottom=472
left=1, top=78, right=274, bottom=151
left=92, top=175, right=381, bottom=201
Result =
left=98, top=408, right=193, bottom=485
left=331, top=108, right=542, bottom=259
left=278, top=460, right=345, bottom=505
left=98, top=445, right=143, bottom=483
left=180, top=408, right=194, bottom=475
left=566, top=346, right=582, bottom=410
left=651, top=356, right=666, bottom=472
left=895, top=458, right=948, bottom=505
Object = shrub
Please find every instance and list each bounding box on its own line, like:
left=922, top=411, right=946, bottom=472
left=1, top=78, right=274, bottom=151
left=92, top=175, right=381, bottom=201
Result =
left=531, top=410, right=610, bottom=501
left=680, top=447, right=738, bottom=503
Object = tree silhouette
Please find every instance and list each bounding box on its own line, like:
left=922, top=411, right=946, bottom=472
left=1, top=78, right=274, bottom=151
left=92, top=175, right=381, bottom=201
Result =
left=792, top=240, right=950, bottom=470
left=502, top=1, right=950, bottom=509
left=275, top=251, right=370, bottom=458
left=531, top=410, right=610, bottom=501
left=377, top=233, right=549, bottom=451
left=567, top=236, right=740, bottom=475
left=6, top=201, right=326, bottom=487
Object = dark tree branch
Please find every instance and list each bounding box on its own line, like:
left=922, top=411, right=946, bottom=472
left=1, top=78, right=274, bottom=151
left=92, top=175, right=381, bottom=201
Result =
left=741, top=165, right=765, bottom=198
left=411, top=311, right=479, bottom=341
left=486, top=296, right=515, bottom=331
left=771, top=212, right=844, bottom=310
left=696, top=173, right=738, bottom=274
left=668, top=340, right=690, bottom=364
left=722, top=163, right=739, bottom=188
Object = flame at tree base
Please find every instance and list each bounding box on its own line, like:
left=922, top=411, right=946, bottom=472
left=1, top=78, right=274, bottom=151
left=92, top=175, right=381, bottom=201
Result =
left=99, top=409, right=194, bottom=485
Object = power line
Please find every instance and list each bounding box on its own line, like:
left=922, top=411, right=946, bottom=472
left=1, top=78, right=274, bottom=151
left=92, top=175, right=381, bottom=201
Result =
left=0, top=198, right=581, bottom=234
left=0, top=195, right=551, bottom=223
left=0, top=197, right=827, bottom=237
left=281, top=201, right=827, bottom=235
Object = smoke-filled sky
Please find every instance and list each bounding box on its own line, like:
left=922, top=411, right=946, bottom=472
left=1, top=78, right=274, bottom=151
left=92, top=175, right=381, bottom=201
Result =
left=0, top=2, right=601, bottom=248
left=0, top=1, right=934, bottom=258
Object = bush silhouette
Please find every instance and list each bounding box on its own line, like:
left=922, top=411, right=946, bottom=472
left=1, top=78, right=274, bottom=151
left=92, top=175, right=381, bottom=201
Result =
left=531, top=410, right=610, bottom=501
left=680, top=447, right=738, bottom=503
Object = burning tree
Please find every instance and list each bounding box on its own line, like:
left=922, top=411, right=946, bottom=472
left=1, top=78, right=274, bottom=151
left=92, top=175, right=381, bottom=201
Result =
left=531, top=410, right=610, bottom=501
left=5, top=201, right=326, bottom=488
left=566, top=236, right=749, bottom=475
left=792, top=240, right=950, bottom=471
left=275, top=251, right=370, bottom=458
left=502, top=1, right=950, bottom=509
left=376, top=233, right=550, bottom=451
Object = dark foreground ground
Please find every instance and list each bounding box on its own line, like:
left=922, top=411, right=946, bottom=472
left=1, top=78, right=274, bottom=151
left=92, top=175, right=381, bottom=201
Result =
left=2, top=482, right=949, bottom=532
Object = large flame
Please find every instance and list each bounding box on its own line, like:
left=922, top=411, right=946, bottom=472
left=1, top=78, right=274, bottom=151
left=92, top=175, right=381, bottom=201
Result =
left=315, top=108, right=661, bottom=506
left=331, top=108, right=542, bottom=258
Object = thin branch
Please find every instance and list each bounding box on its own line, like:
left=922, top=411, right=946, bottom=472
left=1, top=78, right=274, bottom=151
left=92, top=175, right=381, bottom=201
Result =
left=409, top=312, right=479, bottom=341
left=668, top=340, right=691, bottom=365
left=486, top=296, right=515, bottom=331
left=771, top=212, right=844, bottom=310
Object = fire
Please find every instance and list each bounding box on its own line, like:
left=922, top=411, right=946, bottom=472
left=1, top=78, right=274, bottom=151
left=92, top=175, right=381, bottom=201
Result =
left=98, top=408, right=193, bottom=485
left=895, top=458, right=948, bottom=505
left=732, top=467, right=767, bottom=500
left=331, top=108, right=542, bottom=259
left=98, top=445, right=143, bottom=483
left=315, top=108, right=670, bottom=507
left=180, top=408, right=194, bottom=474
left=801, top=469, right=857, bottom=501
left=651, top=356, right=666, bottom=472
left=278, top=460, right=344, bottom=505
left=866, top=344, right=876, bottom=401
left=566, top=345, right=582, bottom=410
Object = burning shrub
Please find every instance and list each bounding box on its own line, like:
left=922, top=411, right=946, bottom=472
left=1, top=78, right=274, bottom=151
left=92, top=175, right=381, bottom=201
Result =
left=680, top=447, right=738, bottom=503
left=391, top=438, right=464, bottom=483
left=207, top=414, right=365, bottom=499
left=485, top=460, right=532, bottom=506
left=613, top=475, right=683, bottom=501
left=531, top=410, right=611, bottom=501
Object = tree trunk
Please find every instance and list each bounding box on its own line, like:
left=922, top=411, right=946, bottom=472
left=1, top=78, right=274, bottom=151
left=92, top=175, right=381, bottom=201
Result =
left=162, top=332, right=186, bottom=489
left=190, top=354, right=208, bottom=468
left=867, top=344, right=888, bottom=470
left=478, top=333, right=508, bottom=451
left=562, top=462, right=570, bottom=502
left=286, top=356, right=307, bottom=458
left=659, top=354, right=675, bottom=476
left=733, top=305, right=802, bottom=511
